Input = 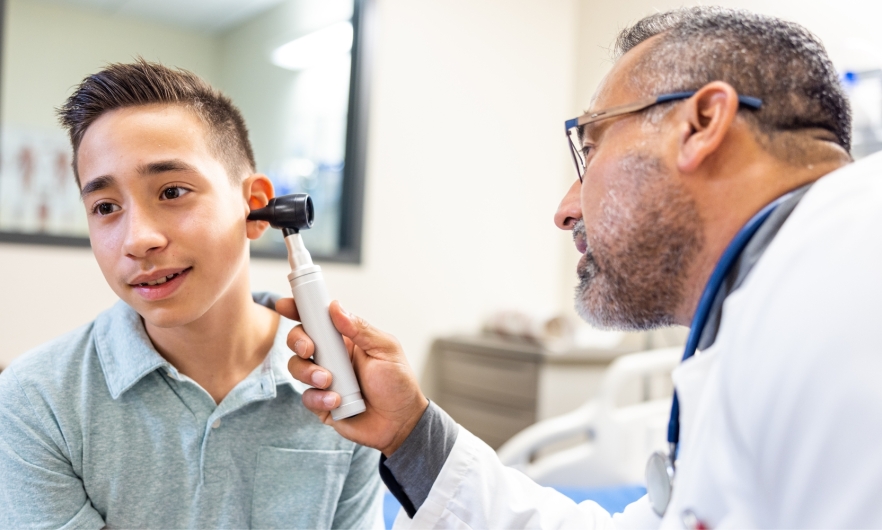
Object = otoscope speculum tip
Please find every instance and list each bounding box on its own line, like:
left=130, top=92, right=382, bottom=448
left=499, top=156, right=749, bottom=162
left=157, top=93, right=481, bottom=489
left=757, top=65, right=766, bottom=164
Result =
left=247, top=194, right=314, bottom=233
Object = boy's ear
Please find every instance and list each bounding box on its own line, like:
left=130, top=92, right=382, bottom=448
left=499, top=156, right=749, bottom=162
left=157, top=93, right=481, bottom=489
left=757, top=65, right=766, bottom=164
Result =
left=243, top=174, right=275, bottom=241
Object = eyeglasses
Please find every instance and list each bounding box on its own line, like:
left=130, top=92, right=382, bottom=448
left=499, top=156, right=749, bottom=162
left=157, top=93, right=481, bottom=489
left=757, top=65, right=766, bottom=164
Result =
left=565, top=91, right=763, bottom=182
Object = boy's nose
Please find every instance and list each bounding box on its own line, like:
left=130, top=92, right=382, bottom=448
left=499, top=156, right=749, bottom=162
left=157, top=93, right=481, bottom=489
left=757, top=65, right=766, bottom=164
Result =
left=122, top=207, right=167, bottom=258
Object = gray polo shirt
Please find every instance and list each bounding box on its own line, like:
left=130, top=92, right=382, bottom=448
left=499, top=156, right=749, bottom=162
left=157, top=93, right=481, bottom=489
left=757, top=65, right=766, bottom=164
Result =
left=0, top=295, right=382, bottom=529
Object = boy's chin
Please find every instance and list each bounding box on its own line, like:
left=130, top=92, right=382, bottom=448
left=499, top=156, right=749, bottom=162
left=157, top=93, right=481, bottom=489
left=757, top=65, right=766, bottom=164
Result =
left=127, top=297, right=209, bottom=330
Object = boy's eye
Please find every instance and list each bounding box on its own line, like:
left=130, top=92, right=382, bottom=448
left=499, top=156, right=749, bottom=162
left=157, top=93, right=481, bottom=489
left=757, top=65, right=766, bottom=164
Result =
left=93, top=202, right=120, bottom=216
left=161, top=186, right=190, bottom=200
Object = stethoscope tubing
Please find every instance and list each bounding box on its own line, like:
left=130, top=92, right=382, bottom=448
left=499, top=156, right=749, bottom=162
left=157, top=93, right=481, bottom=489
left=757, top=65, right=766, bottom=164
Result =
left=666, top=192, right=794, bottom=450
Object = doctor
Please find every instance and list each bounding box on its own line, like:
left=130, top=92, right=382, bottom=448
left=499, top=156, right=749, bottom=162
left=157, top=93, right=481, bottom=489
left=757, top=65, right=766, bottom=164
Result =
left=281, top=6, right=882, bottom=528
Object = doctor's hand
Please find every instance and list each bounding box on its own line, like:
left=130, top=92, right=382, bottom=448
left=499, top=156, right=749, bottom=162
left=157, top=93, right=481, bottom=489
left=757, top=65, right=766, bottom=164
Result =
left=276, top=298, right=429, bottom=456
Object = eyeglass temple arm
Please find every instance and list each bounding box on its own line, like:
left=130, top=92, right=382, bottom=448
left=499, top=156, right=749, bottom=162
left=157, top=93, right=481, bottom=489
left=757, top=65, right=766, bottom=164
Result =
left=659, top=91, right=762, bottom=109
left=566, top=92, right=763, bottom=130
left=568, top=96, right=659, bottom=128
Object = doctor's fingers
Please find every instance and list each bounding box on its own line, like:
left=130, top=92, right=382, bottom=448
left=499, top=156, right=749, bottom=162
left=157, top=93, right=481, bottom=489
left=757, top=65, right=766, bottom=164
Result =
left=328, top=301, right=405, bottom=362
left=301, top=388, right=340, bottom=415
left=285, top=324, right=315, bottom=360
left=287, top=353, right=332, bottom=390
left=275, top=297, right=301, bottom=321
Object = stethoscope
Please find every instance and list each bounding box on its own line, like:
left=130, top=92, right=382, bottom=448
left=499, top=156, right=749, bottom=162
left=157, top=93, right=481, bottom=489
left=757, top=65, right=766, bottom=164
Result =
left=645, top=192, right=794, bottom=517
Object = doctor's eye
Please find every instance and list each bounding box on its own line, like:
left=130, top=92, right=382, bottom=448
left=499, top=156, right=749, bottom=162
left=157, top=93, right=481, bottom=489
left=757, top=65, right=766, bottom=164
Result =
left=92, top=202, right=121, bottom=216
left=581, top=145, right=594, bottom=159
left=160, top=186, right=191, bottom=200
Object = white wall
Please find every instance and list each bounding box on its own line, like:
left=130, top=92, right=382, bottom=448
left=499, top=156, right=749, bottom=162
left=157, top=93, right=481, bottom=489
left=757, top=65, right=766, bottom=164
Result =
left=1, top=0, right=220, bottom=130
left=0, top=0, right=580, bottom=375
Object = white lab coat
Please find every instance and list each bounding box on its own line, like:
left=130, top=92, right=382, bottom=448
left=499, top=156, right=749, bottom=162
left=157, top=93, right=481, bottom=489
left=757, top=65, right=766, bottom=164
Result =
left=395, top=152, right=882, bottom=529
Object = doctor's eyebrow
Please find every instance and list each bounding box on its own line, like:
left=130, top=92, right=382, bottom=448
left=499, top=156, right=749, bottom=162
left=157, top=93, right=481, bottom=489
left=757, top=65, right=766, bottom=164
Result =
left=581, top=121, right=609, bottom=145
left=80, top=175, right=115, bottom=199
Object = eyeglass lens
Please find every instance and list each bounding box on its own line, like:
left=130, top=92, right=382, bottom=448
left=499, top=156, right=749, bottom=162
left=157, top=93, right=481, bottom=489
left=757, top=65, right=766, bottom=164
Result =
left=567, top=127, right=585, bottom=182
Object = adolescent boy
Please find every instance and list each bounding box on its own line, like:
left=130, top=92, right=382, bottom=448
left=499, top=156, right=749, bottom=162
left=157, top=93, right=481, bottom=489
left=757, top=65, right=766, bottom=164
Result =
left=0, top=60, right=383, bottom=529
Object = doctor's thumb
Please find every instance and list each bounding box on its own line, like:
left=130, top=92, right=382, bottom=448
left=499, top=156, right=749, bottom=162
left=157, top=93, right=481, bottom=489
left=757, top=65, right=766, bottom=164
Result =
left=329, top=301, right=403, bottom=357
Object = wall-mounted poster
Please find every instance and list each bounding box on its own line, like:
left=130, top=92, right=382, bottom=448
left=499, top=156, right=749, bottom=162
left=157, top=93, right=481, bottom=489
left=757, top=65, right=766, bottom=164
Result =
left=0, top=125, right=88, bottom=241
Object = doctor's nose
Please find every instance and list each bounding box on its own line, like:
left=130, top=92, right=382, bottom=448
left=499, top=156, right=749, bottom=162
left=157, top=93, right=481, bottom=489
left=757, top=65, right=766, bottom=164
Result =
left=121, top=207, right=168, bottom=258
left=554, top=179, right=582, bottom=231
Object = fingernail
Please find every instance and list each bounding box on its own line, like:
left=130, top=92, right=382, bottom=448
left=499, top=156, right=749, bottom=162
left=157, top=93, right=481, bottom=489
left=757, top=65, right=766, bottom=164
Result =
left=322, top=394, right=337, bottom=408
left=293, top=339, right=306, bottom=356
left=312, top=370, right=329, bottom=387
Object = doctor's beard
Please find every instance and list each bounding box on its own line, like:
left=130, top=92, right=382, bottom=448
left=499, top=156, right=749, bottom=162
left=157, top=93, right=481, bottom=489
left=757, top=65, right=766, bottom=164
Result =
left=574, top=153, right=704, bottom=330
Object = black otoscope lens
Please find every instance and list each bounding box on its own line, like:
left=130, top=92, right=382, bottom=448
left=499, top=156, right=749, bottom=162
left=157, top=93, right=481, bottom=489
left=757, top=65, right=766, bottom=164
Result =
left=247, top=194, right=314, bottom=233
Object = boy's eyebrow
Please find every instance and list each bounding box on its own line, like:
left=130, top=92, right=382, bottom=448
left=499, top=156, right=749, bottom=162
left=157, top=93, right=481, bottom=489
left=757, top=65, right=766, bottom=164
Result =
left=137, top=159, right=198, bottom=175
left=80, top=159, right=198, bottom=199
left=80, top=175, right=115, bottom=199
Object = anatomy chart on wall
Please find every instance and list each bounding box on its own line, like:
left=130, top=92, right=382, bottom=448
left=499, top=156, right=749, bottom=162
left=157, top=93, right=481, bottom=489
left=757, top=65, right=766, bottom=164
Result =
left=0, top=125, right=87, bottom=239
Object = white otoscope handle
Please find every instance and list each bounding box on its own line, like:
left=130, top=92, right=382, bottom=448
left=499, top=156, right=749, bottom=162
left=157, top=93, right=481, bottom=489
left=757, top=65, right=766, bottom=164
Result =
left=288, top=267, right=366, bottom=420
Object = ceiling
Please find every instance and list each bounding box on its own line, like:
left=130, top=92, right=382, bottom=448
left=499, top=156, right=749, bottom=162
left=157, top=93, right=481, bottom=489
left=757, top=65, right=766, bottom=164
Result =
left=39, top=0, right=288, bottom=34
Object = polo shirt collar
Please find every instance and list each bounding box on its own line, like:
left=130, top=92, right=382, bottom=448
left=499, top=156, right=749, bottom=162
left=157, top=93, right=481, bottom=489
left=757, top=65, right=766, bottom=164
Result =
left=94, top=300, right=169, bottom=399
left=94, top=299, right=310, bottom=400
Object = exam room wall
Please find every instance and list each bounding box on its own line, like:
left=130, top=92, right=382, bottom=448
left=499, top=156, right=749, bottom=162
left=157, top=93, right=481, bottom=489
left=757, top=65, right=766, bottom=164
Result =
left=0, top=0, right=579, bottom=375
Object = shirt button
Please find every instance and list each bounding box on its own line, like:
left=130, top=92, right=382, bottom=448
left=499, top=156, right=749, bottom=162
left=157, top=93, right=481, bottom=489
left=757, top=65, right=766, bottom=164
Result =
left=212, top=418, right=221, bottom=429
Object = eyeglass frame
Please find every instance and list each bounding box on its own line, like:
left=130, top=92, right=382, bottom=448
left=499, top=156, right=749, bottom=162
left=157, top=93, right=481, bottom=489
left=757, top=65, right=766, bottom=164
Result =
left=565, top=91, right=763, bottom=182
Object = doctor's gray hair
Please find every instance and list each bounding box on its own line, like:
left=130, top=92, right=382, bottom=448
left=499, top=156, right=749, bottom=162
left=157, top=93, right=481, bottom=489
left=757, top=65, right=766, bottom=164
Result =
left=615, top=7, right=851, bottom=155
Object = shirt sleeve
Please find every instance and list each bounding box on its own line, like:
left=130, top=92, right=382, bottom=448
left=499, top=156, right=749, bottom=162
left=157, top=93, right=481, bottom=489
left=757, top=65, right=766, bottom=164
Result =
left=381, top=400, right=458, bottom=517
left=0, top=368, right=105, bottom=529
left=331, top=442, right=385, bottom=529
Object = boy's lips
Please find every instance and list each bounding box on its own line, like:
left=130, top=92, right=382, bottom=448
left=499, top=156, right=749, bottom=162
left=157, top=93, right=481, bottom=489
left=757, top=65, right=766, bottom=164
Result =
left=129, top=267, right=192, bottom=301
left=128, top=267, right=191, bottom=286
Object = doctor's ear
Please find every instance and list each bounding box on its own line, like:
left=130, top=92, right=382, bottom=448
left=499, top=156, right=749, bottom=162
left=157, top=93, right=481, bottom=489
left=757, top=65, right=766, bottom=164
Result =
left=243, top=174, right=275, bottom=241
left=676, top=81, right=740, bottom=174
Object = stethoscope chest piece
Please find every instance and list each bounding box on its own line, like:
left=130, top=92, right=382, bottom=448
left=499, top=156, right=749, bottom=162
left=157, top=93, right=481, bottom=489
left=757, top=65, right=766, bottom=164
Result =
left=646, top=449, right=675, bottom=516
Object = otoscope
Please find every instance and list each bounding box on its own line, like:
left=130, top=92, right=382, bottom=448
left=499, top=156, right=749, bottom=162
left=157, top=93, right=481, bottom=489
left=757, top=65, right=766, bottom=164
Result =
left=248, top=194, right=366, bottom=420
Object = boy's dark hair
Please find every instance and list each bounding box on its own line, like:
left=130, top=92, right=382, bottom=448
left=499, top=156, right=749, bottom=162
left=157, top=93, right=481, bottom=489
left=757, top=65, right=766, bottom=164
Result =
left=615, top=6, right=851, bottom=157
left=58, top=59, right=256, bottom=185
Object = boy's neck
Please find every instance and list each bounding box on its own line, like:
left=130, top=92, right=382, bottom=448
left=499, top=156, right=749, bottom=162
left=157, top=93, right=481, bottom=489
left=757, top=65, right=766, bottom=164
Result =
left=144, top=278, right=280, bottom=404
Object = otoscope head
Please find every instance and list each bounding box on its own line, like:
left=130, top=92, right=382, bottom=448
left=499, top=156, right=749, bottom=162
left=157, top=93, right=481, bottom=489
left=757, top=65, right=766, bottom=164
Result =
left=247, top=194, right=314, bottom=236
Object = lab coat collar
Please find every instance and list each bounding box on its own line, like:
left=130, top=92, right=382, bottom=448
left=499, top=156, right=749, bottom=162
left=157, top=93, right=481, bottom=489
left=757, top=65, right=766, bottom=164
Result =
left=696, top=183, right=813, bottom=350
